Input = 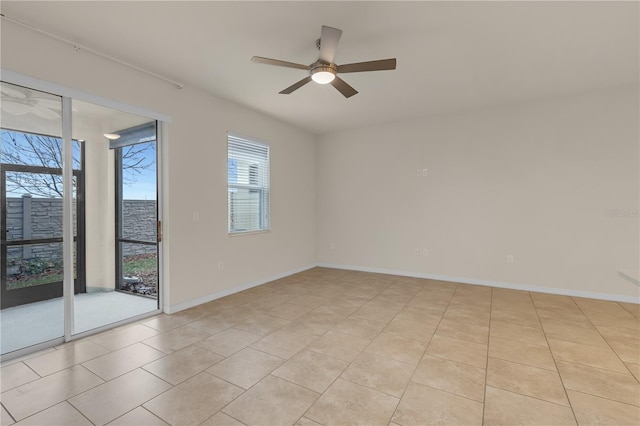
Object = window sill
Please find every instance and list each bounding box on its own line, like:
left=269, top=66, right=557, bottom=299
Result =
left=228, top=229, right=270, bottom=237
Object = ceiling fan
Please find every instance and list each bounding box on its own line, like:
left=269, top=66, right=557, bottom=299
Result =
left=251, top=25, right=396, bottom=98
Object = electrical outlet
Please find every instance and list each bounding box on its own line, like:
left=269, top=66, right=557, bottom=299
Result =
left=416, top=169, right=422, bottom=176
left=414, top=248, right=422, bottom=256
left=506, top=255, right=514, bottom=264
left=218, top=261, right=224, bottom=270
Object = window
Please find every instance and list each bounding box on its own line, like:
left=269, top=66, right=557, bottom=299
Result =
left=227, top=134, right=270, bottom=234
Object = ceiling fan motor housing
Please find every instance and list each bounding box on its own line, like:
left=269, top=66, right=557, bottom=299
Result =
left=310, top=62, right=337, bottom=84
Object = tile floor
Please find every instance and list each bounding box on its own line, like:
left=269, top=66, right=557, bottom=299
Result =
left=1, top=267, right=639, bottom=425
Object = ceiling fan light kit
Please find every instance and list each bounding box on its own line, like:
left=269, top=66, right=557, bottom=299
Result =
left=310, top=63, right=337, bottom=84
left=251, top=25, right=396, bottom=98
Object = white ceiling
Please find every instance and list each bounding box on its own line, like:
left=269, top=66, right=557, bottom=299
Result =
left=2, top=1, right=638, bottom=135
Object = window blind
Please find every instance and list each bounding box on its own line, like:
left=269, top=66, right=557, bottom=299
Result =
left=227, top=134, right=270, bottom=234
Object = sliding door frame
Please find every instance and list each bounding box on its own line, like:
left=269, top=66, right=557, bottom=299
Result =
left=0, top=70, right=169, bottom=360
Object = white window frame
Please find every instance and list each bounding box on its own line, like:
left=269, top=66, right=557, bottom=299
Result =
left=227, top=133, right=270, bottom=235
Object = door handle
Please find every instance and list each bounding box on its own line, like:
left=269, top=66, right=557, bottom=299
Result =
left=157, top=220, right=162, bottom=243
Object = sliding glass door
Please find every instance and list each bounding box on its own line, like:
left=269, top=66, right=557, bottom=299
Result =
left=0, top=82, right=67, bottom=353
left=71, top=100, right=159, bottom=335
left=1, top=80, right=162, bottom=357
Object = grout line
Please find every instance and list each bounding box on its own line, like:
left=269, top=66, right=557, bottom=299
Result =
left=0, top=402, right=17, bottom=424
left=531, top=292, right=579, bottom=424
left=388, top=280, right=457, bottom=423
left=570, top=299, right=640, bottom=382
left=481, top=286, right=494, bottom=426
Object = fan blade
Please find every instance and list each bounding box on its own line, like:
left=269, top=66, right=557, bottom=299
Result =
left=279, top=76, right=313, bottom=94
left=337, top=58, right=397, bottom=73
left=319, top=25, right=342, bottom=64
left=330, top=76, right=358, bottom=98
left=251, top=56, right=310, bottom=70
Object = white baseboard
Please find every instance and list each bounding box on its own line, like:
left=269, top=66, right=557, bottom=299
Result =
left=318, top=262, right=640, bottom=304
left=164, top=262, right=639, bottom=314
left=164, top=264, right=317, bottom=313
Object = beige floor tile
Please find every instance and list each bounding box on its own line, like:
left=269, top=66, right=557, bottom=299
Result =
left=144, top=372, right=243, bottom=426
left=491, top=300, right=536, bottom=314
left=619, top=302, right=640, bottom=320
left=383, top=318, right=436, bottom=342
left=442, top=307, right=490, bottom=327
left=68, top=369, right=171, bottom=426
left=331, top=316, right=386, bottom=340
left=542, top=322, right=608, bottom=348
left=328, top=294, right=370, bottom=308
left=81, top=342, right=165, bottom=381
left=626, top=362, right=640, bottom=381
left=196, top=328, right=262, bottom=356
left=556, top=361, right=640, bottom=407
left=13, top=402, right=91, bottom=426
left=313, top=305, right=361, bottom=320
left=483, top=386, right=576, bottom=425
left=307, top=331, right=369, bottom=362
left=223, top=375, right=319, bottom=426
left=583, top=310, right=639, bottom=329
left=395, top=306, right=443, bottom=324
left=596, top=325, right=640, bottom=344
left=23, top=341, right=109, bottom=377
left=280, top=313, right=339, bottom=336
left=426, top=334, right=487, bottom=368
left=1, top=362, right=39, bottom=393
left=91, top=324, right=159, bottom=351
left=200, top=412, right=245, bottom=426
left=142, top=345, right=223, bottom=385
left=436, top=318, right=489, bottom=344
left=107, top=407, right=168, bottom=426
left=266, top=303, right=312, bottom=320
left=306, top=378, right=398, bottom=426
left=351, top=305, right=399, bottom=324
left=567, top=390, right=640, bottom=426
left=486, top=357, right=568, bottom=406
left=142, top=325, right=210, bottom=353
left=607, top=338, right=640, bottom=364
left=295, top=417, right=323, bottom=426
left=249, top=330, right=317, bottom=359
left=233, top=313, right=290, bottom=336
left=489, top=321, right=548, bottom=347
left=341, top=352, right=414, bottom=397
left=407, top=296, right=450, bottom=312
left=288, top=294, right=331, bottom=308
left=547, top=338, right=628, bottom=373
left=366, top=332, right=428, bottom=365
left=188, top=313, right=238, bottom=335
left=412, top=354, right=486, bottom=402
left=1, top=365, right=103, bottom=421
left=143, top=314, right=192, bottom=332
left=1, top=405, right=14, bottom=426
left=1, top=348, right=56, bottom=368
left=273, top=349, right=348, bottom=393
left=206, top=347, right=283, bottom=389
left=364, top=297, right=407, bottom=312
left=492, top=288, right=531, bottom=303
left=537, top=309, right=593, bottom=328
left=489, top=336, right=556, bottom=371
left=490, top=309, right=540, bottom=328
left=392, top=381, right=483, bottom=425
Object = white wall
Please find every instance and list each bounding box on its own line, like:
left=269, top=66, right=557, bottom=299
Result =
left=2, top=21, right=317, bottom=310
left=317, top=85, right=639, bottom=301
